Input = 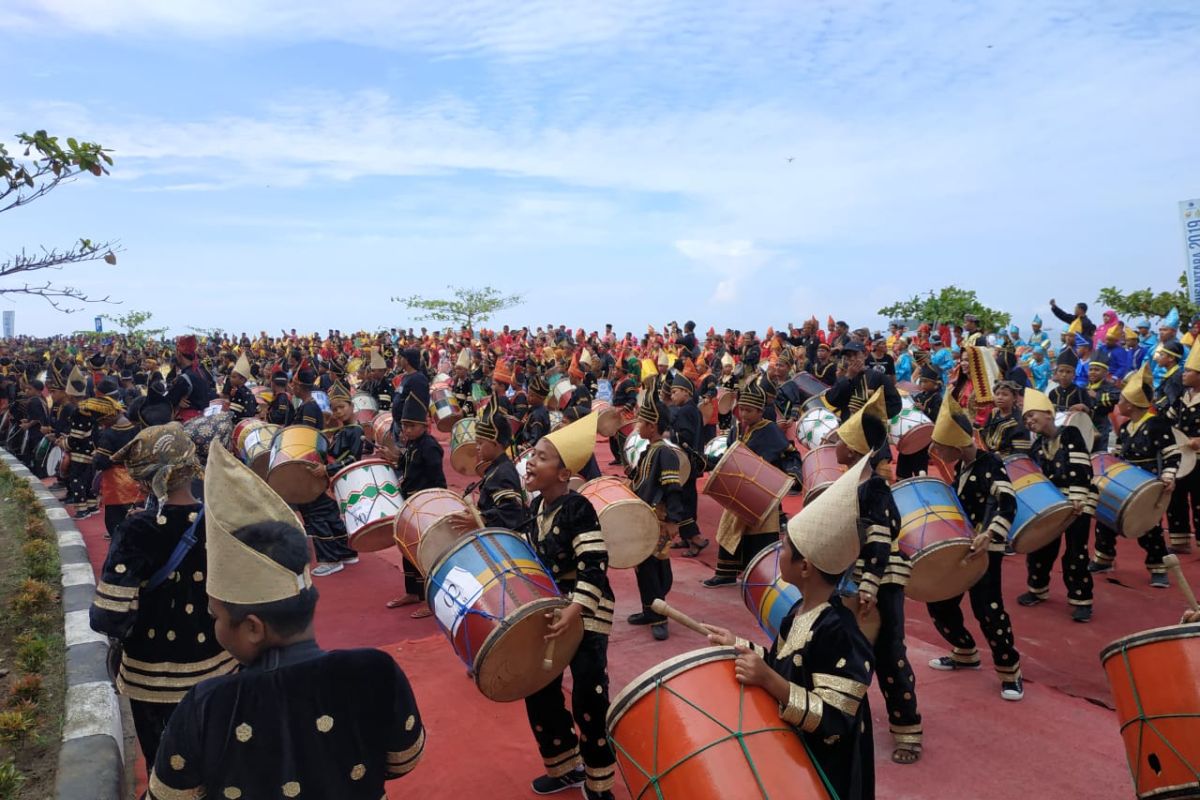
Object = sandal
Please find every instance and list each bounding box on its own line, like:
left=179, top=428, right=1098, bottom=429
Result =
left=386, top=594, right=421, bottom=609
left=684, top=539, right=710, bottom=558
left=892, top=747, right=921, bottom=765
left=410, top=607, right=433, bottom=619
left=670, top=541, right=689, bottom=549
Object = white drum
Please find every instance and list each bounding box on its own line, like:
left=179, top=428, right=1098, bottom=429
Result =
left=889, top=407, right=934, bottom=454
left=330, top=458, right=405, bottom=553
left=1055, top=411, right=1097, bottom=451
left=1174, top=428, right=1196, bottom=479
left=351, top=393, right=379, bottom=423
left=796, top=408, right=839, bottom=449
left=704, top=435, right=728, bottom=465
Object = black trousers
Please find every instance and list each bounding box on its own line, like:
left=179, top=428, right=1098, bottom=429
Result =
left=895, top=450, right=929, bottom=480
left=66, top=460, right=93, bottom=506
left=1094, top=522, right=1167, bottom=574
left=926, top=551, right=1022, bottom=681
left=609, top=433, right=624, bottom=464
left=1025, top=515, right=1093, bottom=605
left=524, top=631, right=616, bottom=794
left=130, top=699, right=177, bottom=767
left=634, top=556, right=672, bottom=618
left=677, top=475, right=703, bottom=544
left=872, top=584, right=923, bottom=748
left=1166, top=468, right=1200, bottom=548
left=103, top=504, right=133, bottom=538
left=296, top=493, right=357, bottom=563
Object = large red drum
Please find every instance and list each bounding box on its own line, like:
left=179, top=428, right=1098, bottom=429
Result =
left=1100, top=624, right=1200, bottom=800
left=393, top=488, right=482, bottom=574
left=702, top=441, right=793, bottom=528
left=607, top=647, right=833, bottom=800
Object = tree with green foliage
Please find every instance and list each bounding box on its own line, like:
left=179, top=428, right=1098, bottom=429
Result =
left=393, top=285, right=524, bottom=331
left=103, top=309, right=168, bottom=343
left=1094, top=271, right=1198, bottom=322
left=1, top=130, right=120, bottom=312
left=878, top=287, right=1010, bottom=331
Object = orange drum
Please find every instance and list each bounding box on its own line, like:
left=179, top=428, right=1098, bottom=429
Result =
left=702, top=441, right=793, bottom=528
left=579, top=476, right=660, bottom=568
left=1101, top=624, right=1200, bottom=800
left=372, top=412, right=395, bottom=447
left=266, top=426, right=329, bottom=504
left=891, top=477, right=986, bottom=602
left=801, top=445, right=845, bottom=504
left=393, top=488, right=483, bottom=573
left=608, top=647, right=833, bottom=800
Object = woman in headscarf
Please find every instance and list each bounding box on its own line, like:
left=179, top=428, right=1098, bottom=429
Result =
left=1094, top=310, right=1120, bottom=349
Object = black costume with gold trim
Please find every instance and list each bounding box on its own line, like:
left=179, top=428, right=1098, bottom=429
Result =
left=629, top=439, right=685, bottom=619
left=476, top=453, right=525, bottom=530
left=398, top=429, right=446, bottom=595
left=1026, top=425, right=1094, bottom=605
left=978, top=407, right=1032, bottom=456
left=1166, top=388, right=1200, bottom=549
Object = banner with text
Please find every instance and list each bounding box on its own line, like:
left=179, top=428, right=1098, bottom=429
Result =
left=1182, top=199, right=1200, bottom=306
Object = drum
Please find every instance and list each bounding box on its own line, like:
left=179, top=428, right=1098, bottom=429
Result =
left=623, top=430, right=649, bottom=469
left=449, top=418, right=479, bottom=476
left=241, top=423, right=279, bottom=478
left=1091, top=453, right=1168, bottom=538
left=33, top=437, right=51, bottom=475
left=607, top=647, right=833, bottom=800
left=802, top=392, right=832, bottom=413
left=331, top=458, right=404, bottom=552
left=703, top=441, right=793, bottom=528
left=789, top=373, right=830, bottom=404
left=703, top=435, right=728, bottom=471
left=266, top=426, right=329, bottom=504
left=1173, top=428, right=1196, bottom=479
left=596, top=378, right=613, bottom=404
left=594, top=401, right=623, bottom=439
left=796, top=407, right=839, bottom=449
left=618, top=408, right=637, bottom=438
left=432, top=372, right=452, bottom=390
left=45, top=445, right=65, bottom=480
left=896, top=380, right=921, bottom=396
left=1101, top=625, right=1200, bottom=800
left=427, top=529, right=583, bottom=702
left=430, top=385, right=462, bottom=433
left=716, top=388, right=735, bottom=416
left=800, top=445, right=845, bottom=503
left=891, top=477, right=987, bottom=603
left=372, top=412, right=395, bottom=447
left=698, top=395, right=716, bottom=426
left=311, top=390, right=331, bottom=413
left=1002, top=454, right=1075, bottom=553
left=232, top=418, right=265, bottom=459
left=551, top=380, right=573, bottom=412
left=742, top=541, right=880, bottom=643
left=471, top=382, right=488, bottom=405
left=888, top=407, right=934, bottom=455
left=351, top=393, right=379, bottom=424
left=1055, top=410, right=1097, bottom=450
left=204, top=399, right=228, bottom=417
left=393, top=488, right=483, bottom=574
left=579, top=477, right=660, bottom=569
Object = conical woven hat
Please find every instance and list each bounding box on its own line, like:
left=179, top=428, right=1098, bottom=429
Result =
left=232, top=353, right=253, bottom=380
left=204, top=443, right=311, bottom=604
left=787, top=454, right=869, bottom=574
left=543, top=411, right=598, bottom=474
left=932, top=389, right=974, bottom=448
left=837, top=387, right=887, bottom=455
left=1120, top=362, right=1152, bottom=408
left=1022, top=387, right=1054, bottom=415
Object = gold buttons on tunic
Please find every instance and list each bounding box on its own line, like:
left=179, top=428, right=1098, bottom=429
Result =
left=193, top=571, right=204, bottom=582
left=223, top=788, right=242, bottom=799
left=282, top=781, right=301, bottom=797
left=170, top=755, right=185, bottom=770
left=167, top=630, right=176, bottom=641
left=115, top=564, right=127, bottom=573
left=185, top=603, right=194, bottom=614
left=147, top=629, right=156, bottom=639
left=197, top=633, right=206, bottom=643
left=836, top=658, right=847, bottom=668
left=404, top=715, right=416, bottom=731
left=350, top=764, right=366, bottom=781
left=316, top=715, right=334, bottom=733
left=235, top=723, right=253, bottom=742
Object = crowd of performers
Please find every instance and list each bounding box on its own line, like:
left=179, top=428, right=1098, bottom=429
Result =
left=0, top=301, right=1198, bottom=800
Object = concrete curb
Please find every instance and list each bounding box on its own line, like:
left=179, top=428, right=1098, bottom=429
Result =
left=1, top=449, right=124, bottom=800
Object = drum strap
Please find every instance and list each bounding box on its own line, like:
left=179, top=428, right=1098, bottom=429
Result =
left=147, top=508, right=205, bottom=591
left=469, top=536, right=523, bottom=611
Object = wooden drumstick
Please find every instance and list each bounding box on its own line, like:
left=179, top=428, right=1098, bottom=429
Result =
left=1163, top=555, right=1200, bottom=611
left=542, top=609, right=561, bottom=670
left=650, top=599, right=710, bottom=637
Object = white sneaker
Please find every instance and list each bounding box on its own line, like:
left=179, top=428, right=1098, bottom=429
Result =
left=341, top=557, right=360, bottom=565
left=1000, top=678, right=1024, bottom=701
left=312, top=562, right=344, bottom=577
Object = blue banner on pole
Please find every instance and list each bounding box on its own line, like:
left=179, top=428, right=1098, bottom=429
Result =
left=94, top=315, right=103, bottom=332
left=1181, top=200, right=1200, bottom=306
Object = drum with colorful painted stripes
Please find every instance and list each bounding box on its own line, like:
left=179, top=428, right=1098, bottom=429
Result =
left=891, top=477, right=986, bottom=603
left=1091, top=453, right=1167, bottom=538
left=240, top=422, right=279, bottom=478
left=426, top=528, right=582, bottom=702
left=393, top=488, right=481, bottom=574
left=331, top=458, right=404, bottom=553
left=1002, top=454, right=1075, bottom=553
left=266, top=425, right=328, bottom=503
left=430, top=385, right=462, bottom=433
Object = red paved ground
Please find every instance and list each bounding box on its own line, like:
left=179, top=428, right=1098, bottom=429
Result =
left=63, top=430, right=1200, bottom=800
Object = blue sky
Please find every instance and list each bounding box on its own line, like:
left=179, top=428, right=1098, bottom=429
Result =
left=1, top=1, right=1197, bottom=337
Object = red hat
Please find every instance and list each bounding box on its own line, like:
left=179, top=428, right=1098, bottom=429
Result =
left=176, top=335, right=198, bottom=358
left=493, top=358, right=515, bottom=386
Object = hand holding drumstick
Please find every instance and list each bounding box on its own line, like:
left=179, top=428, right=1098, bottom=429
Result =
left=1163, top=555, right=1200, bottom=625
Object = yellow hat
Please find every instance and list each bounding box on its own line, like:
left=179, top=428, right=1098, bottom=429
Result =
left=837, top=387, right=887, bottom=456
left=204, top=444, right=312, bottom=605
left=786, top=454, right=870, bottom=574
left=1022, top=387, right=1054, bottom=415
left=1121, top=362, right=1153, bottom=408
left=368, top=349, right=387, bottom=371
left=1187, top=343, right=1200, bottom=373
left=932, top=389, right=974, bottom=449
left=232, top=353, right=253, bottom=381
left=542, top=411, right=599, bottom=474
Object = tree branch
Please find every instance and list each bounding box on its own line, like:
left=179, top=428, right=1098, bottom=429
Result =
left=0, top=281, right=119, bottom=313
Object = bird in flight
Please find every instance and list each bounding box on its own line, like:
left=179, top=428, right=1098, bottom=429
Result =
left=785, top=157, right=795, bottom=163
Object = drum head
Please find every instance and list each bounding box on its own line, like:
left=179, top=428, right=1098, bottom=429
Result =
left=1119, top=481, right=1168, bottom=538
left=248, top=452, right=272, bottom=479
left=45, top=446, right=64, bottom=477
left=416, top=518, right=474, bottom=575
left=599, top=500, right=660, bottom=569
left=450, top=441, right=478, bottom=476
left=907, top=540, right=988, bottom=603
left=596, top=407, right=623, bottom=438
left=435, top=412, right=462, bottom=434
left=896, top=422, right=934, bottom=455
left=1010, top=503, right=1075, bottom=554
left=473, top=597, right=582, bottom=703
left=349, top=518, right=400, bottom=553
left=717, top=392, right=735, bottom=415
left=1174, top=429, right=1196, bottom=479
left=267, top=463, right=328, bottom=505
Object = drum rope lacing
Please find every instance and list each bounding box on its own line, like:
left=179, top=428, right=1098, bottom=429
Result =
left=610, top=673, right=840, bottom=800
left=1117, top=644, right=1200, bottom=785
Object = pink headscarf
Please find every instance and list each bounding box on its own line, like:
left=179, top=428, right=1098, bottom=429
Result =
left=1095, top=310, right=1119, bottom=347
